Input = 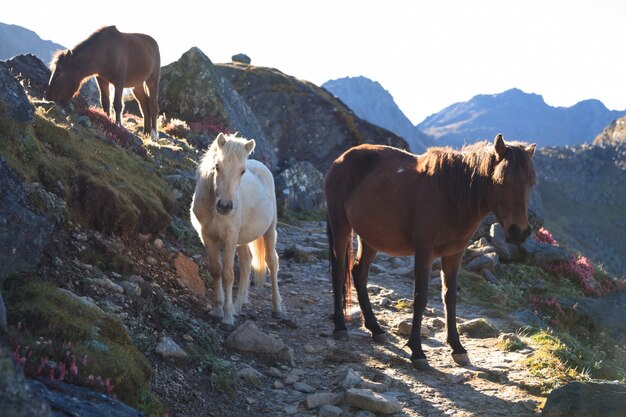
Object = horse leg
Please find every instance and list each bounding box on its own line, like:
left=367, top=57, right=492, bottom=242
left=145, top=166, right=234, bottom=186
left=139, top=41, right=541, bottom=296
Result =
left=264, top=225, right=283, bottom=318
left=112, top=83, right=124, bottom=125
left=203, top=236, right=224, bottom=322
left=145, top=76, right=159, bottom=140
left=442, top=250, right=470, bottom=366
left=409, top=247, right=434, bottom=369
left=220, top=241, right=238, bottom=330
left=95, top=77, right=111, bottom=118
left=352, top=237, right=385, bottom=342
left=234, top=245, right=252, bottom=316
left=132, top=85, right=150, bottom=137
left=327, top=213, right=352, bottom=340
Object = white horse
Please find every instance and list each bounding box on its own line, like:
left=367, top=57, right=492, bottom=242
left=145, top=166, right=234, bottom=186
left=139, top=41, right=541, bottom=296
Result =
left=191, top=132, right=283, bottom=330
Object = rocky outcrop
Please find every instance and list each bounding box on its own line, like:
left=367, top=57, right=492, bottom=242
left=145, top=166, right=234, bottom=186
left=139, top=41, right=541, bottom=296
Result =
left=0, top=64, right=34, bottom=122
left=542, top=381, right=626, bottom=417
left=594, top=115, right=626, bottom=145
left=217, top=62, right=408, bottom=172
left=159, top=47, right=276, bottom=170
left=0, top=53, right=50, bottom=99
left=0, top=157, right=54, bottom=281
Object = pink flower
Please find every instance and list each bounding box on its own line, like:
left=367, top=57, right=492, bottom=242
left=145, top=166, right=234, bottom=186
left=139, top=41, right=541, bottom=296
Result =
left=70, top=357, right=78, bottom=376
left=87, top=374, right=94, bottom=384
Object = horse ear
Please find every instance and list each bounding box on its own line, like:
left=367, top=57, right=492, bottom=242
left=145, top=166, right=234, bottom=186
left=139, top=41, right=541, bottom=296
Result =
left=526, top=143, right=536, bottom=157
left=216, top=133, right=226, bottom=148
left=494, top=133, right=507, bottom=160
left=244, top=139, right=256, bottom=154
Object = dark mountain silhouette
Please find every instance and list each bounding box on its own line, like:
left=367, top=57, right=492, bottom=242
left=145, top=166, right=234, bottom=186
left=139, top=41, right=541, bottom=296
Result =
left=418, top=88, right=626, bottom=148
left=322, top=76, right=432, bottom=153
left=0, top=22, right=64, bottom=64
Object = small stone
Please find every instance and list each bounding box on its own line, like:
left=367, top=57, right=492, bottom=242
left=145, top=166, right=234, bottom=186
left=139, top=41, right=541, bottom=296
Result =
left=237, top=366, right=263, bottom=384
left=345, top=388, right=402, bottom=414
left=183, top=334, right=194, bottom=342
left=154, top=238, right=164, bottom=249
left=337, top=367, right=362, bottom=389
left=283, top=405, right=299, bottom=415
left=305, top=392, right=343, bottom=409
left=319, top=404, right=343, bottom=417
left=269, top=367, right=283, bottom=378
left=457, top=318, right=499, bottom=338
left=293, top=381, right=316, bottom=393
left=273, top=380, right=284, bottom=389
left=146, top=256, right=158, bottom=265
left=395, top=320, right=430, bottom=338
left=155, top=336, right=188, bottom=359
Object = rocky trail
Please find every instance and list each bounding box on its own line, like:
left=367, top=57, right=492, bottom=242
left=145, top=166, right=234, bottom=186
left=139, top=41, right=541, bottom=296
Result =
left=147, top=220, right=545, bottom=417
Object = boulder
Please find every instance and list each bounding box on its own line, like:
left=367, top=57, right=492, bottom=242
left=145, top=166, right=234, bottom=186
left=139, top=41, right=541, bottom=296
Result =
left=0, top=64, right=34, bottom=122
left=457, top=318, right=499, bottom=338
left=173, top=253, right=207, bottom=296
left=520, top=238, right=572, bottom=266
left=542, top=381, right=626, bottom=417
left=217, top=62, right=408, bottom=172
left=231, top=53, right=251, bottom=65
left=1, top=53, right=50, bottom=99
left=0, top=158, right=54, bottom=281
left=275, top=158, right=325, bottom=214
left=159, top=47, right=276, bottom=170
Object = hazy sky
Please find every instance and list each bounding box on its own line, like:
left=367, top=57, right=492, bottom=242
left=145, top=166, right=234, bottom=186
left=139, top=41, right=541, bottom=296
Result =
left=5, top=0, right=626, bottom=124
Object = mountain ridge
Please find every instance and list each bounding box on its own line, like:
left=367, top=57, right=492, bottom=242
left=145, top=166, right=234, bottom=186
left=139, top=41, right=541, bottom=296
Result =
left=0, top=22, right=64, bottom=63
left=418, top=88, right=626, bottom=148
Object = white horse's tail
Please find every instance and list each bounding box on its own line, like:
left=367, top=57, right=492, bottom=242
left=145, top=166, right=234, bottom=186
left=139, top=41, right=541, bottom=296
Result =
left=250, top=236, right=267, bottom=288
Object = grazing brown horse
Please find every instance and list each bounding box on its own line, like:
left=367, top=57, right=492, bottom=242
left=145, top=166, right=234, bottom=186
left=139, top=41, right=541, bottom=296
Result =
left=325, top=134, right=536, bottom=369
left=45, top=26, right=160, bottom=139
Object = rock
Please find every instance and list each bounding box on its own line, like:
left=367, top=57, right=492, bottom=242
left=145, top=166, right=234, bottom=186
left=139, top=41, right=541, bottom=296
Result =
left=319, top=404, right=343, bottom=417
left=29, top=378, right=147, bottom=417
left=231, top=53, right=251, bottom=64
left=275, top=158, right=325, bottom=214
left=120, top=281, right=141, bottom=298
left=395, top=319, right=430, bottom=338
left=173, top=253, right=207, bottom=296
left=159, top=47, right=276, bottom=171
left=354, top=411, right=376, bottom=417
left=464, top=252, right=499, bottom=272
left=92, top=278, right=124, bottom=294
left=489, top=223, right=522, bottom=260
left=520, top=238, right=572, bottom=266
left=305, top=392, right=343, bottom=409
left=155, top=336, right=188, bottom=360
left=293, top=381, right=316, bottom=393
left=337, top=367, right=362, bottom=389
left=237, top=366, right=263, bottom=385
left=0, top=64, right=34, bottom=122
left=345, top=388, right=402, bottom=414
left=542, top=381, right=626, bottom=417
left=1, top=54, right=50, bottom=99
left=226, top=320, right=294, bottom=365
left=0, top=158, right=54, bottom=281
left=457, top=318, right=499, bottom=338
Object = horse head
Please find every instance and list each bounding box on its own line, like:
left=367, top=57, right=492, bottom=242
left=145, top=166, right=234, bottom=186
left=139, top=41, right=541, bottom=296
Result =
left=488, top=134, right=536, bottom=244
left=211, top=133, right=256, bottom=215
left=45, top=50, right=83, bottom=103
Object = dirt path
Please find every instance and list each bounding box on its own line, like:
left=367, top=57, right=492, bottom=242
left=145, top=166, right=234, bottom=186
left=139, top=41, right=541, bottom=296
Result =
left=189, top=220, right=545, bottom=416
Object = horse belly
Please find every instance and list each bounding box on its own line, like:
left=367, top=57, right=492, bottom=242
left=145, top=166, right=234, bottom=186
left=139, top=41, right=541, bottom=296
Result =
left=347, top=208, right=415, bottom=256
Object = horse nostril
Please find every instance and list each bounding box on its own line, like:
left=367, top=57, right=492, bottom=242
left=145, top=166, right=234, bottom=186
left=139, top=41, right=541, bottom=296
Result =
left=216, top=199, right=233, bottom=213
left=522, top=226, right=531, bottom=239
left=508, top=224, right=521, bottom=238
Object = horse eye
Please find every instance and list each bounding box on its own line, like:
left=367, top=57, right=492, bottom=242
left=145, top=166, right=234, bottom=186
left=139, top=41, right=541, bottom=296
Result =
left=241, top=170, right=246, bottom=176
left=215, top=166, right=220, bottom=172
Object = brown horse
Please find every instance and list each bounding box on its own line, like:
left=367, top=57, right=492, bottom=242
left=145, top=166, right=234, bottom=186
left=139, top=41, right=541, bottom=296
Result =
left=325, top=134, right=536, bottom=369
left=45, top=26, right=160, bottom=139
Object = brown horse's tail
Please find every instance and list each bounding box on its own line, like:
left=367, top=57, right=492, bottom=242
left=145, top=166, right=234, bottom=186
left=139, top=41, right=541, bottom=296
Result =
left=327, top=217, right=353, bottom=321
left=250, top=236, right=267, bottom=288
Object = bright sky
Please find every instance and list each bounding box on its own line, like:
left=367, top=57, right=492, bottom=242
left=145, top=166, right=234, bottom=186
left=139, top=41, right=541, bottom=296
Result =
left=5, top=0, right=626, bottom=124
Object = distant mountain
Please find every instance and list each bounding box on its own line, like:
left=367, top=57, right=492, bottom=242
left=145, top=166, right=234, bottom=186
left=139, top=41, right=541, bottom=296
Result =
left=322, top=76, right=432, bottom=153
left=0, top=22, right=64, bottom=64
left=418, top=88, right=626, bottom=148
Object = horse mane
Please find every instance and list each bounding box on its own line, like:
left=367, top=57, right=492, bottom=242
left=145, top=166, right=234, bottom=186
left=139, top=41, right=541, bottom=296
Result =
left=50, top=26, right=119, bottom=69
left=417, top=140, right=536, bottom=211
left=198, top=134, right=251, bottom=179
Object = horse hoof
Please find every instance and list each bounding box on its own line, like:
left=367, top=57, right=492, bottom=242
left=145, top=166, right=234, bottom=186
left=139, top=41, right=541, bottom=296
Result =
left=272, top=311, right=283, bottom=319
left=333, top=330, right=348, bottom=340
left=372, top=333, right=387, bottom=344
left=452, top=353, right=471, bottom=366
left=220, top=322, right=236, bottom=332
left=411, top=358, right=431, bottom=370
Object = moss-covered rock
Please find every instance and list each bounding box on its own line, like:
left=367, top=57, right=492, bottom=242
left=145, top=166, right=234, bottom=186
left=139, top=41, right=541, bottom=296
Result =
left=3, top=277, right=152, bottom=409
left=0, top=107, right=173, bottom=237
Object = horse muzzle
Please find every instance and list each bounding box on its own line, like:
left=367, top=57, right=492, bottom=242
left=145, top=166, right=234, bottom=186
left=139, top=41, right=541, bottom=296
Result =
left=216, top=199, right=233, bottom=215
left=506, top=224, right=531, bottom=244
